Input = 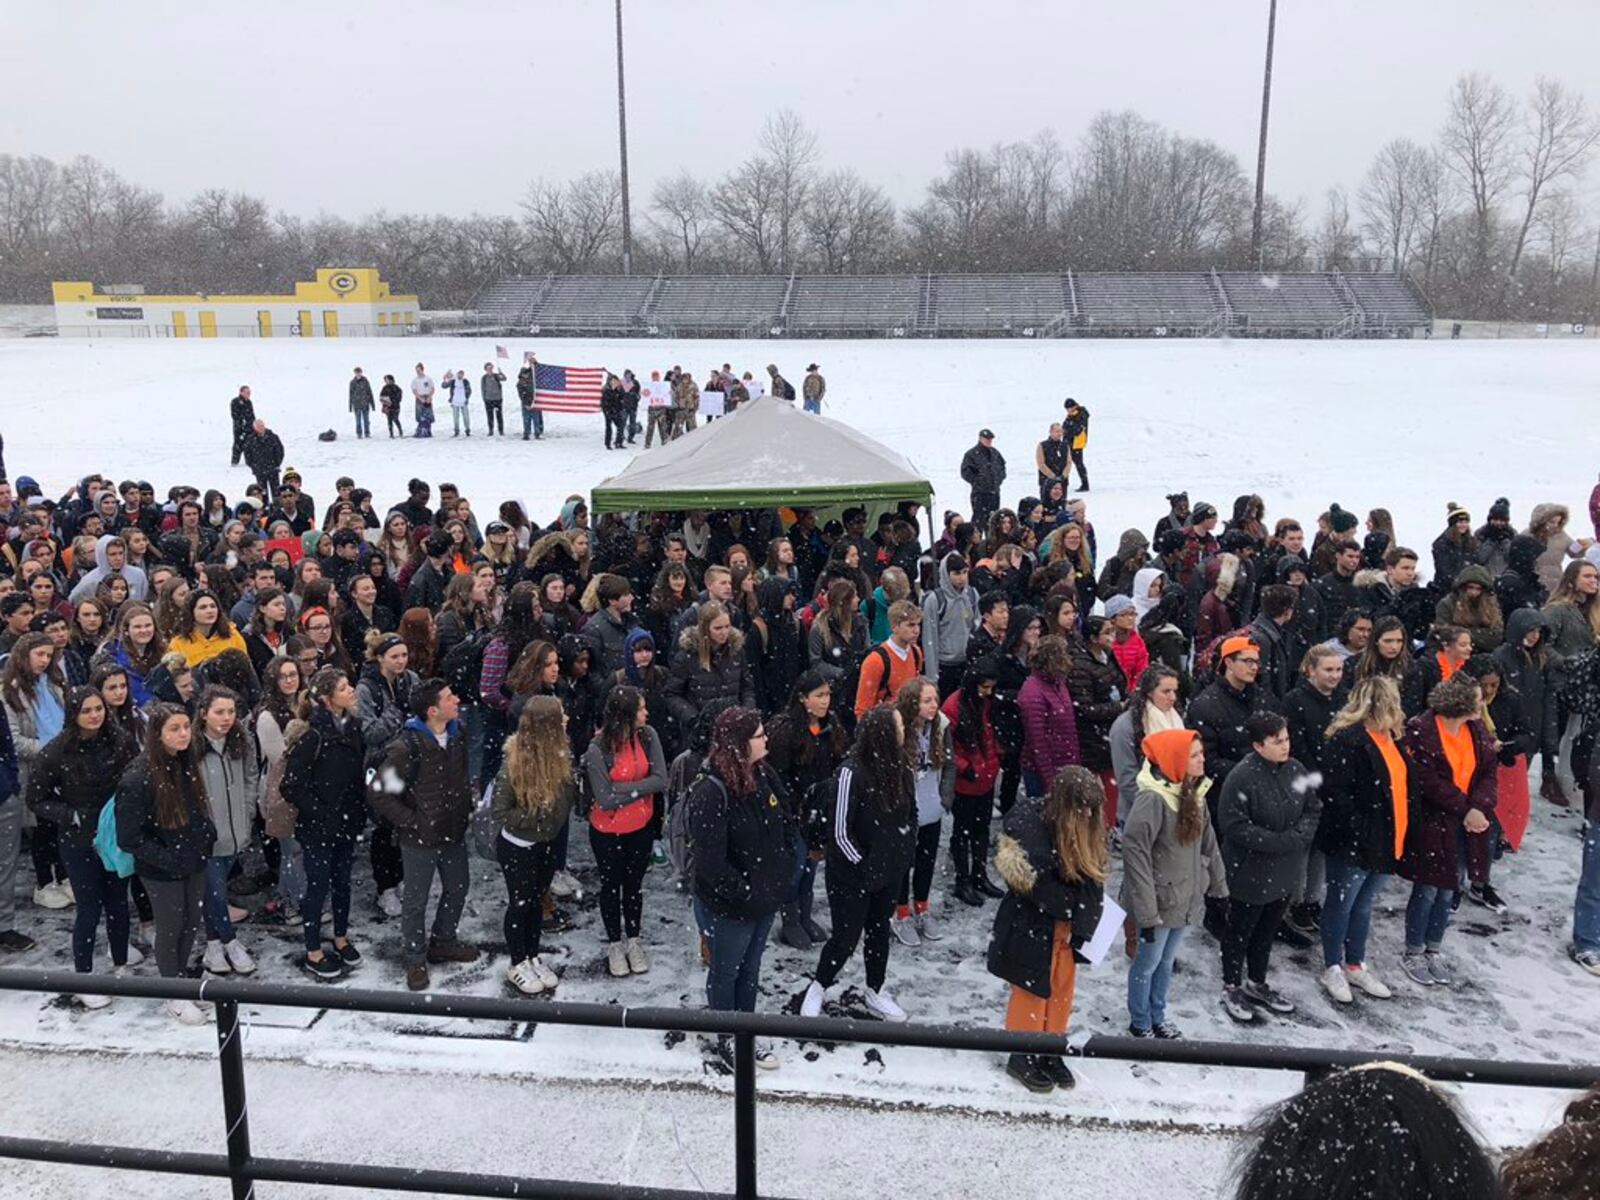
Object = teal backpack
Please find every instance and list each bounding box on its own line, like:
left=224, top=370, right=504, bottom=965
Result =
left=94, top=798, right=136, bottom=878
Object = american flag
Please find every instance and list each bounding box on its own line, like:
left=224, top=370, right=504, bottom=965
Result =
left=534, top=362, right=605, bottom=413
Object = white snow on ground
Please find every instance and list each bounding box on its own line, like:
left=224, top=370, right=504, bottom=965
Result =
left=0, top=335, right=1596, bottom=1195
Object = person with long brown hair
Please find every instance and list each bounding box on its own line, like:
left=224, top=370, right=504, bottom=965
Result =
left=799, top=705, right=916, bottom=1023
left=2, top=631, right=70, bottom=907
left=492, top=694, right=573, bottom=995
left=397, top=606, right=437, bottom=678
left=168, top=588, right=248, bottom=669
left=93, top=601, right=166, bottom=707
left=1120, top=728, right=1224, bottom=1038
left=987, top=764, right=1106, bottom=1093
left=1541, top=558, right=1600, bottom=661
left=582, top=684, right=669, bottom=977
left=1501, top=1085, right=1600, bottom=1199
left=114, top=703, right=216, bottom=1024
left=891, top=677, right=954, bottom=947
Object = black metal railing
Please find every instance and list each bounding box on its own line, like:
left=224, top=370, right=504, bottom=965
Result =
left=1, top=968, right=1595, bottom=1199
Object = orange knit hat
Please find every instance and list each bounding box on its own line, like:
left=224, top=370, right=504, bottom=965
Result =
left=1141, top=728, right=1198, bottom=783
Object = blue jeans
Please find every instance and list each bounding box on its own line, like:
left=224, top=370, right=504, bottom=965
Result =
left=521, top=407, right=543, bottom=438
left=1022, top=768, right=1046, bottom=798
left=60, top=843, right=130, bottom=973
left=1404, top=881, right=1454, bottom=951
left=202, top=854, right=239, bottom=942
left=803, top=398, right=820, bottom=414
left=1575, top=821, right=1600, bottom=955
left=1321, top=859, right=1388, bottom=968
left=1127, top=925, right=1185, bottom=1031
left=302, top=840, right=356, bottom=953
left=694, top=898, right=774, bottom=1012
left=354, top=408, right=370, bottom=438
left=451, top=405, right=471, bottom=435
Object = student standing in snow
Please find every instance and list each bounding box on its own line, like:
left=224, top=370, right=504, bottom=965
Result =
left=229, top=386, right=255, bottom=466
left=800, top=705, right=916, bottom=1023
left=348, top=368, right=374, bottom=439
left=379, top=374, right=405, bottom=438
left=988, top=764, right=1106, bottom=1093
left=410, top=363, right=435, bottom=437
left=1120, top=727, right=1225, bottom=1038
left=1216, top=711, right=1320, bottom=1024
left=492, top=695, right=572, bottom=995
left=1062, top=397, right=1091, bottom=492
left=943, top=659, right=1002, bottom=907
left=765, top=670, right=847, bottom=949
left=193, top=687, right=261, bottom=977
left=281, top=667, right=368, bottom=980
left=367, top=678, right=479, bottom=991
left=959, top=429, right=1006, bottom=532
left=25, top=686, right=140, bottom=1007
left=582, top=684, right=669, bottom=978
left=480, top=361, right=506, bottom=437
left=891, top=677, right=954, bottom=947
left=688, top=706, right=801, bottom=1069
left=921, top=553, right=976, bottom=700
left=115, top=704, right=216, bottom=1025
left=1397, top=674, right=1497, bottom=987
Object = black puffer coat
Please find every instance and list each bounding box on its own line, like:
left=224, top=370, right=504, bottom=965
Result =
left=1067, top=645, right=1124, bottom=771
left=1316, top=723, right=1404, bottom=875
left=688, top=761, right=801, bottom=920
left=115, top=755, right=217, bottom=881
left=26, top=727, right=139, bottom=849
left=281, top=707, right=369, bottom=846
left=1187, top=678, right=1271, bottom=788
left=1216, top=752, right=1321, bottom=905
left=665, top=626, right=756, bottom=731
left=986, top=796, right=1104, bottom=998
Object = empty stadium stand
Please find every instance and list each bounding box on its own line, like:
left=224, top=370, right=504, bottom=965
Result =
left=467, top=271, right=1430, bottom=339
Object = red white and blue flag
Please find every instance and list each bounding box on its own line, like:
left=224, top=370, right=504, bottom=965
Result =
left=534, top=363, right=605, bottom=413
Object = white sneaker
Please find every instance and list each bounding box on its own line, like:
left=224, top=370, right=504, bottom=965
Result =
left=507, top=959, right=545, bottom=995
left=754, top=1039, right=780, bottom=1070
left=892, top=914, right=921, bottom=947
left=57, top=879, right=76, bottom=905
left=915, top=911, right=943, bottom=942
left=76, top=992, right=112, bottom=1010
left=223, top=940, right=256, bottom=975
left=201, top=940, right=232, bottom=975
left=624, top=936, right=650, bottom=974
left=166, top=998, right=208, bottom=1026
left=606, top=941, right=630, bottom=977
left=799, top=979, right=826, bottom=1018
left=377, top=888, right=403, bottom=917
left=865, top=987, right=908, bottom=1023
left=122, top=944, right=145, bottom=968
left=1345, top=964, right=1393, bottom=999
left=529, top=955, right=559, bottom=989
left=1321, top=964, right=1354, bottom=1004
left=33, top=883, right=71, bottom=910
left=550, top=870, right=580, bottom=898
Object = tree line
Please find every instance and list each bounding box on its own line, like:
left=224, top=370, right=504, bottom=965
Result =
left=1, top=72, right=1595, bottom=319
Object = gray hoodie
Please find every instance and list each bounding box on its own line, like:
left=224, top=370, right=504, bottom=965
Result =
left=197, top=734, right=262, bottom=858
left=69, top=534, right=150, bottom=604
left=921, top=556, right=977, bottom=668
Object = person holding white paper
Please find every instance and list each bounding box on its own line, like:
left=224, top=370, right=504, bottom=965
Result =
left=985, top=764, right=1106, bottom=1094
left=1120, top=727, right=1228, bottom=1039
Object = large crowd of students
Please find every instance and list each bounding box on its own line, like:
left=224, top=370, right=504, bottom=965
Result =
left=0, top=388, right=1596, bottom=1104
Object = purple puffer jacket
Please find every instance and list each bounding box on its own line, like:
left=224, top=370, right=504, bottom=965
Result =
left=1017, top=673, right=1082, bottom=787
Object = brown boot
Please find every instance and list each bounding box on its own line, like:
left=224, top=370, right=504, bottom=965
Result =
left=541, top=890, right=574, bottom=932
left=428, top=940, right=481, bottom=964
left=406, top=964, right=430, bottom=991
left=700, top=934, right=712, bottom=967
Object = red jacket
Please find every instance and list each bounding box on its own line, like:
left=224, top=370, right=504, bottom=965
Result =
left=1111, top=630, right=1150, bottom=691
left=941, top=691, right=1000, bottom=796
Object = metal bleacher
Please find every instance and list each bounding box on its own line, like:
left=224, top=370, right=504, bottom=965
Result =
left=785, top=276, right=921, bottom=335
left=467, top=270, right=1431, bottom=339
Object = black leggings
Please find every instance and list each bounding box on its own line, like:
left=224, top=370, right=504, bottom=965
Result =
left=30, top=821, right=65, bottom=887
left=949, top=792, right=994, bottom=883
left=816, top=874, right=897, bottom=992
left=589, top=824, right=653, bottom=942
left=997, top=749, right=1022, bottom=816
left=370, top=820, right=403, bottom=894
left=497, top=834, right=560, bottom=961
left=1222, top=897, right=1289, bottom=987
left=897, top=820, right=942, bottom=907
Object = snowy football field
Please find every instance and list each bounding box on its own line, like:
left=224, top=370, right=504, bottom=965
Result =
left=0, top=334, right=1596, bottom=1196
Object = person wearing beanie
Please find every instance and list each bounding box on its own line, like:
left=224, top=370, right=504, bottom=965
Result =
left=1120, top=727, right=1226, bottom=1038
left=1216, top=711, right=1320, bottom=1023
left=1175, top=503, right=1220, bottom=592
left=1433, top=503, right=1478, bottom=588
left=1474, top=498, right=1516, bottom=578
left=1104, top=594, right=1149, bottom=692
left=1061, top=398, right=1091, bottom=492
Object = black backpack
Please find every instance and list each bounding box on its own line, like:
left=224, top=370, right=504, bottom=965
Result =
left=440, top=629, right=492, bottom=703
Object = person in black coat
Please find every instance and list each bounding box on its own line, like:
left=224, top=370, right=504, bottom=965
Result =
left=664, top=605, right=756, bottom=735
left=959, top=430, right=1006, bottom=530
left=688, top=707, right=801, bottom=1034
left=242, top=419, right=284, bottom=502
left=986, top=766, right=1105, bottom=1093
left=115, top=705, right=217, bottom=995
left=348, top=369, right=374, bottom=440
left=1187, top=637, right=1273, bottom=795
left=280, top=667, right=369, bottom=979
left=751, top=577, right=803, bottom=716
left=1492, top=607, right=1560, bottom=797
left=1282, top=646, right=1344, bottom=777
left=229, top=387, right=255, bottom=465
left=800, top=707, right=916, bottom=1023
left=26, top=687, right=139, bottom=982
left=403, top=532, right=454, bottom=613
left=1495, top=533, right=1549, bottom=618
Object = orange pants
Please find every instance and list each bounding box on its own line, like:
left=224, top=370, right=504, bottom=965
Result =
left=1005, top=921, right=1076, bottom=1034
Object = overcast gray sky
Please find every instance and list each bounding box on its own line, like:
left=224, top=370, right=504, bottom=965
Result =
left=5, top=1, right=1597, bottom=220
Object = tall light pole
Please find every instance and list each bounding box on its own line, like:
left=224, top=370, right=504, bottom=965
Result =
left=615, top=0, right=633, bottom=276
left=1249, top=0, right=1278, bottom=271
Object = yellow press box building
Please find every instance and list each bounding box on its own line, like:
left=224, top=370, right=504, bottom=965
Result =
left=52, top=268, right=420, bottom=338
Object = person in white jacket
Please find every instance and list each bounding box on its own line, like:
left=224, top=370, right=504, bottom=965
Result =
left=442, top=370, right=473, bottom=438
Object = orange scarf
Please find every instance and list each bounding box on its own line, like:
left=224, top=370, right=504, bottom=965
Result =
left=1436, top=717, right=1476, bottom=796
left=1436, top=651, right=1458, bottom=681
left=1367, top=729, right=1409, bottom=860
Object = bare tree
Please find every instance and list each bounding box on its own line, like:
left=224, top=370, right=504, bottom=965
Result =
left=1315, top=188, right=1362, bottom=269
left=711, top=158, right=782, bottom=270
left=1506, top=77, right=1600, bottom=281
left=801, top=169, right=897, bottom=273
left=650, top=171, right=710, bottom=270
left=1441, top=73, right=1517, bottom=306
left=521, top=171, right=623, bottom=273
left=758, top=109, right=818, bottom=272
left=1358, top=139, right=1428, bottom=271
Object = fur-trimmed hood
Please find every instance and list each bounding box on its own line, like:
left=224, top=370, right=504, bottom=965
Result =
left=676, top=622, right=746, bottom=659
left=994, top=831, right=1036, bottom=896
left=1205, top=552, right=1240, bottom=599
